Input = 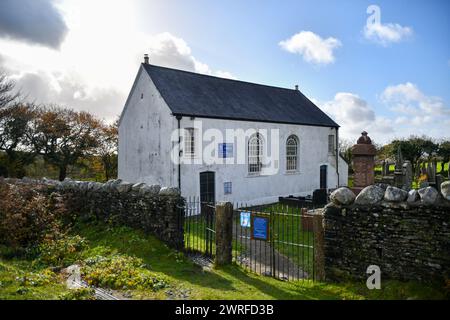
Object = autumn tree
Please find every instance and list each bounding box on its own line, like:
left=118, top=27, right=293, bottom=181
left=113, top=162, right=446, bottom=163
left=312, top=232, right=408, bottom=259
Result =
left=95, top=119, right=118, bottom=181
left=28, top=106, right=101, bottom=181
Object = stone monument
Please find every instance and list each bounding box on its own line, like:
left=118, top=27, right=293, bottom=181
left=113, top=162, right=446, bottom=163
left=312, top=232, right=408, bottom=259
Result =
left=394, top=147, right=404, bottom=188
left=351, top=131, right=377, bottom=195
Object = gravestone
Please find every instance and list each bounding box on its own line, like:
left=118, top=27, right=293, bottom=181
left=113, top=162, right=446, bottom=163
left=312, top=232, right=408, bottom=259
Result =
left=402, top=161, right=413, bottom=191
left=394, top=147, right=404, bottom=188
left=384, top=161, right=391, bottom=175
left=351, top=131, right=377, bottom=195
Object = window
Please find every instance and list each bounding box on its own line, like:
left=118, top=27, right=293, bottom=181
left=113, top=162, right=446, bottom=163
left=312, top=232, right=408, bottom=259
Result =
left=328, top=135, right=335, bottom=154
left=286, top=135, right=298, bottom=171
left=184, top=128, right=196, bottom=157
left=248, top=133, right=263, bottom=174
left=224, top=182, right=232, bottom=194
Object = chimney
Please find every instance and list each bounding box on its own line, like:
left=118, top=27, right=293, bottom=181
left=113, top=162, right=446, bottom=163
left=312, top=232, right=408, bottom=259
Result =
left=294, top=85, right=299, bottom=91
left=144, top=54, right=149, bottom=64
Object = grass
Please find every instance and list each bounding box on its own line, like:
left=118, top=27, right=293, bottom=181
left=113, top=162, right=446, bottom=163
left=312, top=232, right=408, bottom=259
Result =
left=374, top=162, right=449, bottom=175
left=0, top=257, right=71, bottom=300
left=0, top=223, right=447, bottom=300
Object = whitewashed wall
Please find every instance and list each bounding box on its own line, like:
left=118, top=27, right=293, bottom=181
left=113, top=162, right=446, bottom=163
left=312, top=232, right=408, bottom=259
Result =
left=118, top=68, right=176, bottom=187
left=119, top=67, right=348, bottom=206
left=178, top=117, right=348, bottom=206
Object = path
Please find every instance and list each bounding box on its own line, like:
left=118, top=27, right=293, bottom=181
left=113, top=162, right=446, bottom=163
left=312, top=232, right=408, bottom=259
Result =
left=233, top=224, right=310, bottom=281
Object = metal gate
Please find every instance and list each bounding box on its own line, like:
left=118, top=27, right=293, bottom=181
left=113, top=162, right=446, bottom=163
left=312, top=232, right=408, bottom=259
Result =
left=181, top=199, right=316, bottom=281
left=183, top=197, right=216, bottom=260
left=232, top=204, right=315, bottom=281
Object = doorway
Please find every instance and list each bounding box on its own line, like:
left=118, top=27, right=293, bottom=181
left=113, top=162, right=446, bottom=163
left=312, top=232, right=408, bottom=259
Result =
left=320, top=165, right=327, bottom=189
left=200, top=171, right=215, bottom=203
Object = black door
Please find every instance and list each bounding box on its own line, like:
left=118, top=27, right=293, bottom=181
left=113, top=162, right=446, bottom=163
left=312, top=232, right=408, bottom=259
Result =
left=200, top=171, right=215, bottom=204
left=320, top=165, right=327, bottom=189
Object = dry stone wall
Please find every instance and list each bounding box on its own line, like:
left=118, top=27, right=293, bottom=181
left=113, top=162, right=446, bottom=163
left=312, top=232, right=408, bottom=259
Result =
left=324, top=183, right=450, bottom=283
left=1, top=177, right=185, bottom=249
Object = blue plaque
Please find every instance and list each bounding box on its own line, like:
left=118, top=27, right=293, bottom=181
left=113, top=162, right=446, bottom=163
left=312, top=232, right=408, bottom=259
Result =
left=252, top=216, right=269, bottom=241
left=240, top=211, right=251, bottom=228
left=219, top=143, right=233, bottom=158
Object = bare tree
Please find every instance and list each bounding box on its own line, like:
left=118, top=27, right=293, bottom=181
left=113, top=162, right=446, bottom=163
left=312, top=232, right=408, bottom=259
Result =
left=0, top=71, right=19, bottom=109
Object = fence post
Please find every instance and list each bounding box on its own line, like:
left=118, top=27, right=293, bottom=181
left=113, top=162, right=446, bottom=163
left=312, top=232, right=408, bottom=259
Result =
left=215, top=202, right=233, bottom=266
left=312, top=210, right=325, bottom=281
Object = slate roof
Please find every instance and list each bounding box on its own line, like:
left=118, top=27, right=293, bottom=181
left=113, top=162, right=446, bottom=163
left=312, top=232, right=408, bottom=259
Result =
left=142, top=63, right=339, bottom=128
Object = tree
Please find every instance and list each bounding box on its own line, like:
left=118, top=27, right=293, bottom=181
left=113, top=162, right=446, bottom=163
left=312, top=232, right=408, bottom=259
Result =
left=96, top=119, right=118, bottom=181
left=437, top=140, right=450, bottom=176
left=437, top=140, right=450, bottom=163
left=388, top=135, right=438, bottom=177
left=0, top=103, right=37, bottom=177
left=0, top=71, right=19, bottom=109
left=28, top=106, right=101, bottom=181
left=0, top=72, right=32, bottom=177
left=339, top=138, right=353, bottom=173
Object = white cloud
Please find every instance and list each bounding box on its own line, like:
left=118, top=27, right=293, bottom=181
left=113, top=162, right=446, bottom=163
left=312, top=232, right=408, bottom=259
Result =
left=0, top=0, right=235, bottom=122
left=382, top=82, right=450, bottom=117
left=214, top=70, right=237, bottom=80
left=380, top=82, right=450, bottom=140
left=364, top=22, right=413, bottom=46
left=319, top=92, right=393, bottom=143
left=0, top=0, right=235, bottom=121
left=279, top=31, right=341, bottom=65
left=147, top=32, right=237, bottom=79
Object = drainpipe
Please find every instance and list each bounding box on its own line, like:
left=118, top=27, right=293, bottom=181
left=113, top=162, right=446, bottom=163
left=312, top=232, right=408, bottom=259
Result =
left=176, top=115, right=182, bottom=191
left=335, top=127, right=340, bottom=187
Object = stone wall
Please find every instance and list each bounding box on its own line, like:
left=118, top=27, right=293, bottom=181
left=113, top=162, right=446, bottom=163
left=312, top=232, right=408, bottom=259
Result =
left=1, top=177, right=185, bottom=249
left=324, top=183, right=450, bottom=283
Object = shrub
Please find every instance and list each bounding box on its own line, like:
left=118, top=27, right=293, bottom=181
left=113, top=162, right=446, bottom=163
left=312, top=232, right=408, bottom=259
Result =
left=15, top=268, right=57, bottom=287
left=82, top=254, right=168, bottom=291
left=59, top=287, right=96, bottom=300
left=37, top=235, right=88, bottom=268
left=0, top=182, right=68, bottom=250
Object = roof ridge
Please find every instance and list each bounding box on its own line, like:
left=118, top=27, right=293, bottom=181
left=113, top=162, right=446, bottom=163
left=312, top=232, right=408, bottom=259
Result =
left=143, top=63, right=300, bottom=93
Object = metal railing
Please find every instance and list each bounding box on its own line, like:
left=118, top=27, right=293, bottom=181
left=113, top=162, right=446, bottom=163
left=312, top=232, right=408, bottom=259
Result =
left=180, top=199, right=317, bottom=281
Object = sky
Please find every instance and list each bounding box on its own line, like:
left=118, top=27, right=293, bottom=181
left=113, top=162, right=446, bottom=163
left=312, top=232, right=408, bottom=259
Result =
left=0, top=0, right=448, bottom=144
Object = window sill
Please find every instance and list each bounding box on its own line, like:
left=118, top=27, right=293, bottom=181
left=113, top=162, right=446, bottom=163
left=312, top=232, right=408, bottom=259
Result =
left=183, top=155, right=198, bottom=160
left=246, top=173, right=265, bottom=178
left=285, top=171, right=300, bottom=175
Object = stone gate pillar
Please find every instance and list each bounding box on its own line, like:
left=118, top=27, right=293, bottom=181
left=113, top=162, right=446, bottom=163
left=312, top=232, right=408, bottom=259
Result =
left=351, top=131, right=377, bottom=195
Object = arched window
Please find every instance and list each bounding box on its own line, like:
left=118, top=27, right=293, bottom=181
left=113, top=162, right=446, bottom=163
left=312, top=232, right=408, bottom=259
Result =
left=248, top=133, right=263, bottom=174
left=286, top=135, right=298, bottom=171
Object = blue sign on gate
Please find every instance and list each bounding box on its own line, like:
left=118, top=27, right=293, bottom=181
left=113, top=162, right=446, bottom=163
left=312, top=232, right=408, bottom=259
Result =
left=252, top=216, right=269, bottom=241
left=240, top=211, right=251, bottom=228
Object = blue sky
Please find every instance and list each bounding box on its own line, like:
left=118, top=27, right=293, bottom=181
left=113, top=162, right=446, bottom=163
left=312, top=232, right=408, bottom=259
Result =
left=0, top=0, right=448, bottom=143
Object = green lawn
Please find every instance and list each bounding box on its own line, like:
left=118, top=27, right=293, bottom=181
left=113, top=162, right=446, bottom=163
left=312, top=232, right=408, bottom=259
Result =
left=0, top=223, right=447, bottom=300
